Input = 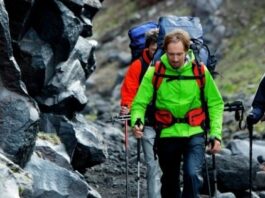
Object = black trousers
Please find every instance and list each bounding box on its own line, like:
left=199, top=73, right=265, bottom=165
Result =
left=157, top=133, right=205, bottom=198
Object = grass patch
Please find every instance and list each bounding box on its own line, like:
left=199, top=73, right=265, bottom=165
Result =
left=37, top=132, right=61, bottom=145
left=93, top=0, right=137, bottom=39
left=85, top=114, right=97, bottom=121
left=216, top=7, right=265, bottom=97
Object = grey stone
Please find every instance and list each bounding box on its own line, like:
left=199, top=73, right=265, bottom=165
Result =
left=4, top=0, right=35, bottom=41
left=25, top=153, right=101, bottom=198
left=57, top=114, right=107, bottom=171
left=203, top=154, right=259, bottom=192
left=35, top=138, right=72, bottom=170
left=0, top=153, right=33, bottom=198
left=18, top=28, right=54, bottom=96
left=227, top=139, right=265, bottom=161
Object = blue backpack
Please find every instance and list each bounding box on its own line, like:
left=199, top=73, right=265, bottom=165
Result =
left=128, top=21, right=158, bottom=62
left=153, top=16, right=217, bottom=77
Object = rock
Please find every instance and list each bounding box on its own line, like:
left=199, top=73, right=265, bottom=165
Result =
left=17, top=28, right=54, bottom=96
left=0, top=88, right=39, bottom=167
left=56, top=114, right=107, bottom=171
left=202, top=154, right=259, bottom=193
left=36, top=37, right=97, bottom=118
left=190, top=0, right=223, bottom=15
left=227, top=139, right=265, bottom=161
left=31, top=0, right=82, bottom=63
left=25, top=153, right=101, bottom=198
left=0, top=1, right=39, bottom=167
left=4, top=0, right=34, bottom=41
left=255, top=171, right=265, bottom=190
left=0, top=153, right=33, bottom=198
left=259, top=191, right=265, bottom=198
left=35, top=138, right=72, bottom=170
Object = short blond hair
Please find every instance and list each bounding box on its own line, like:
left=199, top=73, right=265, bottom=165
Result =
left=163, top=29, right=190, bottom=52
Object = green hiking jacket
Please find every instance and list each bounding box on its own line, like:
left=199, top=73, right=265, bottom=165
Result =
left=131, top=50, right=224, bottom=140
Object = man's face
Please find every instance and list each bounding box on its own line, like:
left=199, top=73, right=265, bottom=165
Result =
left=148, top=42, right=157, bottom=58
left=166, top=41, right=186, bottom=68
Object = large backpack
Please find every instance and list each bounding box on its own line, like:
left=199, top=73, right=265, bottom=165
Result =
left=153, top=16, right=217, bottom=77
left=128, top=21, right=158, bottom=62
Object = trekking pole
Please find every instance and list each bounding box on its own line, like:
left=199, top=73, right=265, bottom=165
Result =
left=212, top=154, right=218, bottom=198
left=137, top=138, right=141, bottom=198
left=247, top=123, right=253, bottom=198
left=204, top=154, right=212, bottom=198
left=125, top=119, right=129, bottom=198
left=208, top=137, right=218, bottom=198
left=135, top=118, right=142, bottom=198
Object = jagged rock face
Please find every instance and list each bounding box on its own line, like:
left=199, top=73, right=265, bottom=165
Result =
left=41, top=113, right=107, bottom=172
left=0, top=0, right=104, bottom=168
left=0, top=0, right=39, bottom=167
left=4, top=0, right=100, bottom=117
left=0, top=88, right=39, bottom=167
left=0, top=0, right=105, bottom=196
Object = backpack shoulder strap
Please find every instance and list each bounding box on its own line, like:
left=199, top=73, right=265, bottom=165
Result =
left=139, top=56, right=149, bottom=84
left=152, top=61, right=166, bottom=90
left=192, top=62, right=205, bottom=88
left=192, top=61, right=210, bottom=133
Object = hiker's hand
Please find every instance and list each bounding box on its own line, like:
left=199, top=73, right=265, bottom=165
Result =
left=133, top=124, right=144, bottom=138
left=207, top=139, right=221, bottom=154
left=120, top=106, right=130, bottom=115
left=247, top=112, right=259, bottom=126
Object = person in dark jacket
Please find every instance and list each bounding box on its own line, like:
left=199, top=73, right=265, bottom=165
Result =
left=247, top=74, right=265, bottom=125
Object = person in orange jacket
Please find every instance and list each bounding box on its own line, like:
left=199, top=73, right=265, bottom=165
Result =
left=120, top=29, right=161, bottom=198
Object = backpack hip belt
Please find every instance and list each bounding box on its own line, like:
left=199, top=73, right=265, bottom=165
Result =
left=155, top=108, right=206, bottom=129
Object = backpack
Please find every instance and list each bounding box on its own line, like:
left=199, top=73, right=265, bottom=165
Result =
left=128, top=21, right=158, bottom=62
left=152, top=16, right=217, bottom=77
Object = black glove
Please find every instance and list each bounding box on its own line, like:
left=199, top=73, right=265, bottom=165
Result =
left=246, top=112, right=260, bottom=126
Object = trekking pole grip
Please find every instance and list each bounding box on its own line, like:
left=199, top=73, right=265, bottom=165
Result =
left=135, top=118, right=142, bottom=160
left=208, top=137, right=215, bottom=149
left=135, top=118, right=142, bottom=127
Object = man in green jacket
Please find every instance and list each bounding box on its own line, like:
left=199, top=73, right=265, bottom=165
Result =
left=131, top=29, right=224, bottom=198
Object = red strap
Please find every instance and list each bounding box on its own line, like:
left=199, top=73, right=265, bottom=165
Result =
left=192, top=62, right=205, bottom=88
left=152, top=61, right=165, bottom=90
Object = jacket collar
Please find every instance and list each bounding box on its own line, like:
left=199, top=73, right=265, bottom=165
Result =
left=142, top=48, right=151, bottom=64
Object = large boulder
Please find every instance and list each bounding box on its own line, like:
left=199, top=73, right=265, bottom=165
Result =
left=25, top=153, right=101, bottom=198
left=0, top=153, right=33, bottom=198
left=0, top=0, right=39, bottom=167
left=57, top=114, right=107, bottom=171
left=202, top=153, right=260, bottom=194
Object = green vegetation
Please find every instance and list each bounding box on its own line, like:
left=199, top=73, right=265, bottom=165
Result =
left=19, top=187, right=24, bottom=195
left=216, top=3, right=265, bottom=96
left=10, top=166, right=20, bottom=173
left=93, top=0, right=137, bottom=39
left=85, top=114, right=97, bottom=121
left=37, top=132, right=61, bottom=145
left=216, top=3, right=265, bottom=132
